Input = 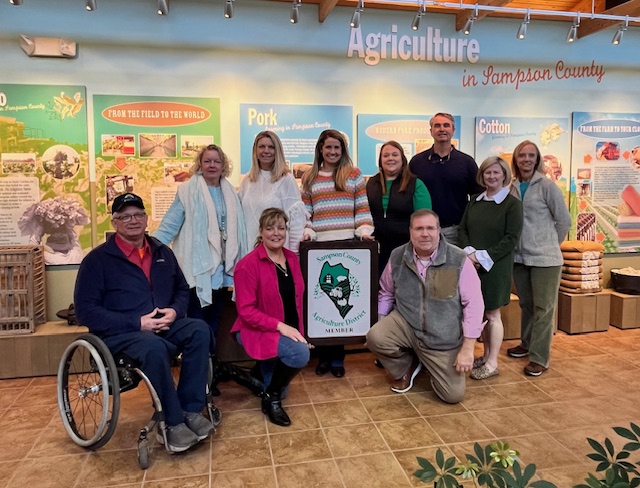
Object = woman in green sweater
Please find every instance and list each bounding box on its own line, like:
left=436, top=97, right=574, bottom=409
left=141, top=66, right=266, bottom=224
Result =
left=458, top=156, right=523, bottom=380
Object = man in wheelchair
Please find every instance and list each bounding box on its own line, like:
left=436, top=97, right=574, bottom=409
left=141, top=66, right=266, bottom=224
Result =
left=74, top=193, right=214, bottom=453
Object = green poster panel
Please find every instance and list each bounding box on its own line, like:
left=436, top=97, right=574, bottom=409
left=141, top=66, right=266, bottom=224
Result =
left=0, top=84, right=90, bottom=265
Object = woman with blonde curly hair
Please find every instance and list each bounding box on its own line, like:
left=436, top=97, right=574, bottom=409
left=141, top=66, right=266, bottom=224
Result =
left=155, top=144, right=248, bottom=342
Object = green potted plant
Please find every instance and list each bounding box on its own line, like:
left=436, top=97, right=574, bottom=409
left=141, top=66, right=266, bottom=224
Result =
left=575, top=422, right=640, bottom=488
left=414, top=440, right=557, bottom=488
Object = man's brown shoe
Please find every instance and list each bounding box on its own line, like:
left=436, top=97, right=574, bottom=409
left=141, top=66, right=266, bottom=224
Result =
left=390, top=357, right=422, bottom=393
left=524, top=362, right=547, bottom=377
left=507, top=345, right=529, bottom=358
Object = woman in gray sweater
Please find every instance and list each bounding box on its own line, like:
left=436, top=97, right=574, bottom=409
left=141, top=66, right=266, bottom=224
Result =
left=507, top=140, right=571, bottom=377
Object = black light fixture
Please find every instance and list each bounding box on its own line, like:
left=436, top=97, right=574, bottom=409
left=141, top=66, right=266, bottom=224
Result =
left=566, top=13, right=579, bottom=42
left=9, top=0, right=23, bottom=5
left=85, top=0, right=97, bottom=11
left=411, top=2, right=426, bottom=31
left=290, top=0, right=300, bottom=24
left=612, top=16, right=628, bottom=45
left=224, top=0, right=234, bottom=19
left=157, top=0, right=169, bottom=15
left=350, top=0, right=364, bottom=28
left=463, top=4, right=478, bottom=35
left=516, top=9, right=530, bottom=40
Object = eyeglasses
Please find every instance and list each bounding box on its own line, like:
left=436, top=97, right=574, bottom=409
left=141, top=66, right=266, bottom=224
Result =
left=114, top=212, right=147, bottom=223
left=428, top=152, right=451, bottom=164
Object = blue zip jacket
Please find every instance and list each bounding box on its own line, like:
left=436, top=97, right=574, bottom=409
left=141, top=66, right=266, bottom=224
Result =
left=74, top=235, right=189, bottom=338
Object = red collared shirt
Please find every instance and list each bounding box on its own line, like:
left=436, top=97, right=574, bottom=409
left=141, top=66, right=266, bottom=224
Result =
left=115, top=234, right=152, bottom=282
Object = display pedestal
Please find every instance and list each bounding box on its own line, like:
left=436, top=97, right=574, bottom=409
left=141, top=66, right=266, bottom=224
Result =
left=0, top=321, right=88, bottom=379
left=609, top=290, right=640, bottom=329
left=557, top=290, right=610, bottom=334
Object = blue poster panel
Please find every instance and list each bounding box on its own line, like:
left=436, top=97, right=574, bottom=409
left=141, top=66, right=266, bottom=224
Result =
left=357, top=114, right=462, bottom=176
left=570, top=112, right=640, bottom=252
left=239, top=104, right=353, bottom=176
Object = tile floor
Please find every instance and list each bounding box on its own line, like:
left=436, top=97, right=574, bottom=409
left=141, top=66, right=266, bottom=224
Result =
left=1, top=327, right=639, bottom=488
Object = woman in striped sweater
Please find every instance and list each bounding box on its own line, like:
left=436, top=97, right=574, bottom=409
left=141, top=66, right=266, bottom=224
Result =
left=301, top=129, right=374, bottom=377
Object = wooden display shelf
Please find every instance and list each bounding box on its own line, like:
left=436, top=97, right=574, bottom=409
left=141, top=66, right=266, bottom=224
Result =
left=0, top=321, right=88, bottom=379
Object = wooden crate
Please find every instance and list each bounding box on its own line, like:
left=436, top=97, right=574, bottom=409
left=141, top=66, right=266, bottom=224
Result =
left=0, top=245, right=47, bottom=335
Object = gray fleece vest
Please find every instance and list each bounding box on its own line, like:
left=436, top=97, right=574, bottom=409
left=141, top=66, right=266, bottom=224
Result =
left=389, top=238, right=466, bottom=350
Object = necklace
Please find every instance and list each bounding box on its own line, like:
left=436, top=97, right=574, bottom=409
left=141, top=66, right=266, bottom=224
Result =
left=267, top=254, right=288, bottom=276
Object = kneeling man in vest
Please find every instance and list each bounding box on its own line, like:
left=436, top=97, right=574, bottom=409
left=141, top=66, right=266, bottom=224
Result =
left=366, top=209, right=484, bottom=403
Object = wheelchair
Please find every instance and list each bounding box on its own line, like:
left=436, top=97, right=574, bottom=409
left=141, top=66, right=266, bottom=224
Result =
left=56, top=333, right=221, bottom=469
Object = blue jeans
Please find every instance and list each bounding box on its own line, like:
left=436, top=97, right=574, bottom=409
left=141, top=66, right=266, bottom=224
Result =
left=104, top=318, right=211, bottom=426
left=237, top=334, right=310, bottom=390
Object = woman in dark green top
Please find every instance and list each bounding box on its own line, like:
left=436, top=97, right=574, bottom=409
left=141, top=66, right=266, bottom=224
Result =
left=459, top=156, right=523, bottom=380
left=366, top=141, right=432, bottom=278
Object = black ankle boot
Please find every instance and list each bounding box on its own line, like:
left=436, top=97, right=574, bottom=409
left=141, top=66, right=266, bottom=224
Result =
left=261, top=392, right=291, bottom=426
left=261, top=360, right=301, bottom=427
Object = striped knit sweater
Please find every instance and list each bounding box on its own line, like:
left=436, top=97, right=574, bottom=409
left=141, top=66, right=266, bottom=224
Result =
left=302, top=168, right=374, bottom=242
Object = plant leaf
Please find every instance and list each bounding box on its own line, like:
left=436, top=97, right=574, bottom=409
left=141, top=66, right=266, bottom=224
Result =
left=521, top=463, right=536, bottom=484
left=630, top=423, right=640, bottom=437
left=417, top=457, right=435, bottom=470
left=604, top=438, right=615, bottom=456
left=613, top=426, right=638, bottom=441
left=615, top=451, right=630, bottom=460
left=436, top=448, right=445, bottom=468
left=596, top=460, right=610, bottom=471
left=587, top=438, right=607, bottom=457
left=586, top=453, right=607, bottom=463
left=443, top=456, right=456, bottom=471
left=530, top=481, right=558, bottom=488
left=623, top=442, right=640, bottom=452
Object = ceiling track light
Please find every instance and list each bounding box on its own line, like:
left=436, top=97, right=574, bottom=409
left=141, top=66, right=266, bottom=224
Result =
left=9, top=0, right=23, bottom=5
left=157, top=0, right=169, bottom=15
left=290, top=0, right=300, bottom=24
left=411, top=2, right=426, bottom=31
left=516, top=9, right=530, bottom=40
left=612, top=15, right=628, bottom=45
left=350, top=0, right=364, bottom=28
left=566, top=13, right=579, bottom=42
left=463, top=3, right=478, bottom=35
left=224, top=0, right=234, bottom=19
left=85, top=0, right=97, bottom=11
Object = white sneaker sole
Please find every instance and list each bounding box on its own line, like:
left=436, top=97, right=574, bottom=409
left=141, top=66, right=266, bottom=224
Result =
left=391, top=362, right=422, bottom=393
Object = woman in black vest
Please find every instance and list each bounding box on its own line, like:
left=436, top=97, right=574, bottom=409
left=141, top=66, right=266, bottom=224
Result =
left=367, top=141, right=432, bottom=278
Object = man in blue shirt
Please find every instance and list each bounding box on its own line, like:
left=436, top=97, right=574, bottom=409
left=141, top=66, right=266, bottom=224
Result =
left=74, top=193, right=214, bottom=453
left=409, top=113, right=480, bottom=246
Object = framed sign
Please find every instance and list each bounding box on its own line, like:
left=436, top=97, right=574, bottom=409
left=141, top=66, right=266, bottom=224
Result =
left=300, top=240, right=378, bottom=346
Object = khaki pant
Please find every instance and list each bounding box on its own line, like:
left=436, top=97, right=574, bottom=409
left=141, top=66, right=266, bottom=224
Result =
left=513, top=264, right=561, bottom=369
left=366, top=309, right=466, bottom=404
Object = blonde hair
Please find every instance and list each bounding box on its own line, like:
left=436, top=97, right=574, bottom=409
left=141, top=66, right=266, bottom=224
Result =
left=255, top=207, right=288, bottom=247
left=511, top=140, right=544, bottom=181
left=476, top=156, right=512, bottom=188
left=302, top=129, right=353, bottom=193
left=247, top=131, right=289, bottom=183
left=190, top=144, right=233, bottom=178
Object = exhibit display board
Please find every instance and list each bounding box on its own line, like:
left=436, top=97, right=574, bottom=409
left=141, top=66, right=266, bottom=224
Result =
left=570, top=112, right=640, bottom=252
left=0, top=84, right=90, bottom=265
left=475, top=116, right=570, bottom=203
left=93, top=95, right=221, bottom=241
left=239, top=104, right=353, bottom=178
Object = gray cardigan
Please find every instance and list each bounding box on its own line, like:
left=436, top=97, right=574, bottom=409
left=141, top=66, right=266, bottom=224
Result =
left=510, top=171, right=571, bottom=267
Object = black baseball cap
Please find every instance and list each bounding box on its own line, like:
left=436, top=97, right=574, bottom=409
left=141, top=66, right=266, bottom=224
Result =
left=112, top=193, right=145, bottom=214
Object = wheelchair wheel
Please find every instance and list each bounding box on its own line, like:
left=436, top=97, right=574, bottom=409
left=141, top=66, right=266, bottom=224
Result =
left=57, top=334, right=120, bottom=449
left=137, top=437, right=150, bottom=470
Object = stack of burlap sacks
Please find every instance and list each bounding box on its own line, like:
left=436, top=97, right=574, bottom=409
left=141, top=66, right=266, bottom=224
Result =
left=559, top=240, right=604, bottom=294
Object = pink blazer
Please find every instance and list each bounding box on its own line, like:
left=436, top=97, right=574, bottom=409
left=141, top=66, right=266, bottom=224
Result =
left=230, top=243, right=305, bottom=360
